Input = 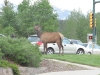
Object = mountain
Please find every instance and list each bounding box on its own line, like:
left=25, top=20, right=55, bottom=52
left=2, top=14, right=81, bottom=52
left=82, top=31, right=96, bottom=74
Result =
left=53, top=6, right=71, bottom=20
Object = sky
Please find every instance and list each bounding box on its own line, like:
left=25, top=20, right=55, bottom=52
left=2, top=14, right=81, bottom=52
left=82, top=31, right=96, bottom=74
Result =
left=0, top=0, right=100, bottom=14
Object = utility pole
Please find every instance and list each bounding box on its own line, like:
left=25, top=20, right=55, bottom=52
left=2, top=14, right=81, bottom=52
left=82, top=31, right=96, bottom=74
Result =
left=92, top=0, right=100, bottom=43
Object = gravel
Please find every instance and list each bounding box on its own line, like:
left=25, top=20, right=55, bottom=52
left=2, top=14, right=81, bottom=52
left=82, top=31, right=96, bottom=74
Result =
left=36, top=59, right=89, bottom=74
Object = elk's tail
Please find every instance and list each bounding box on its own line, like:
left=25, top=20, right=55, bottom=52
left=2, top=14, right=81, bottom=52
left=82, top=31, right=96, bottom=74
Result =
left=59, top=32, right=64, bottom=40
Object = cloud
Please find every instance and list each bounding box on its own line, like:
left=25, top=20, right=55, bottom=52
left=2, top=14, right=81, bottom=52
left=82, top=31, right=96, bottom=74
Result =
left=0, top=0, right=100, bottom=14
left=49, top=0, right=100, bottom=14
left=49, top=0, right=93, bottom=14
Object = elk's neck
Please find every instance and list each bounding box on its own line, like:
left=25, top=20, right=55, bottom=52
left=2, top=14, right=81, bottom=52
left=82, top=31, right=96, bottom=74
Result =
left=36, top=30, right=42, bottom=38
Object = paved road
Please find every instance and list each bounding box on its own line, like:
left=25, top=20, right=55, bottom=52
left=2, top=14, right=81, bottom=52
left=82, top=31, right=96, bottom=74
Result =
left=38, top=59, right=100, bottom=75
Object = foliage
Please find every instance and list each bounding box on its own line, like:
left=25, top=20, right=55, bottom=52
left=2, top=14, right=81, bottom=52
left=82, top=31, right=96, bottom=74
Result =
left=0, top=0, right=100, bottom=44
left=58, top=9, right=100, bottom=44
left=16, top=0, right=58, bottom=37
left=0, top=2, right=17, bottom=36
left=0, top=60, right=20, bottom=75
left=59, top=9, right=93, bottom=43
left=0, top=49, right=4, bottom=60
left=0, top=37, right=42, bottom=67
left=1, top=26, right=15, bottom=36
left=42, top=54, right=100, bottom=67
left=33, top=0, right=58, bottom=32
left=0, top=0, right=58, bottom=37
left=17, top=0, right=33, bottom=37
left=10, top=64, right=20, bottom=75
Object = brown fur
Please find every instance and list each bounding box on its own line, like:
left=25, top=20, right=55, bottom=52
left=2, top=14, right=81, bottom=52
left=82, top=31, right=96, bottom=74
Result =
left=34, top=26, right=64, bottom=55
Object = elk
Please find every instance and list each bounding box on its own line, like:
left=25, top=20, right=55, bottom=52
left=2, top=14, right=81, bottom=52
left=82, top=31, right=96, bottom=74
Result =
left=34, top=25, right=64, bottom=55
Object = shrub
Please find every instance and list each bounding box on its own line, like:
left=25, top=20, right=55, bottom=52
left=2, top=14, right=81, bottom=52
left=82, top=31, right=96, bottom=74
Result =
left=10, top=64, right=20, bottom=75
left=0, top=49, right=4, bottom=59
left=0, top=37, right=42, bottom=67
left=15, top=41, right=42, bottom=67
left=0, top=60, right=20, bottom=75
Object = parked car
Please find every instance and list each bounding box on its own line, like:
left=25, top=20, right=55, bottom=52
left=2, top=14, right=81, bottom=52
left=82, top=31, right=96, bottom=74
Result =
left=28, top=34, right=40, bottom=46
left=37, top=37, right=90, bottom=54
left=0, top=34, right=6, bottom=37
left=69, top=39, right=82, bottom=44
left=80, top=43, right=100, bottom=54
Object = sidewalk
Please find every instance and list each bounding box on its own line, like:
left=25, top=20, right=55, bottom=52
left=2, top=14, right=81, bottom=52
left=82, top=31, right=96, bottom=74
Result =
left=38, top=59, right=100, bottom=75
left=39, top=70, right=100, bottom=75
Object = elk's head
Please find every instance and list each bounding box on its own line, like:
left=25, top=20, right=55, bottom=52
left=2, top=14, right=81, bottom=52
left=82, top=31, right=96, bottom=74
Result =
left=34, top=25, right=41, bottom=31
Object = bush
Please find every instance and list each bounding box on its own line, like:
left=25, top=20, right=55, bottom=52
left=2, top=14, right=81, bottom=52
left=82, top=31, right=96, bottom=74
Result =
left=0, top=37, right=42, bottom=67
left=0, top=60, right=20, bottom=75
left=0, top=49, right=4, bottom=60
left=15, top=41, right=42, bottom=67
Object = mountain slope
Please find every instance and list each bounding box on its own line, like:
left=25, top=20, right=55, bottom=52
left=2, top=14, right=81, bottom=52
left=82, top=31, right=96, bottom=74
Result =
left=53, top=6, right=71, bottom=20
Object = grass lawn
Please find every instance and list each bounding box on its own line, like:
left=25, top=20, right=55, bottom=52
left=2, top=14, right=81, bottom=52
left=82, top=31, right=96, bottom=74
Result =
left=42, top=54, right=100, bottom=67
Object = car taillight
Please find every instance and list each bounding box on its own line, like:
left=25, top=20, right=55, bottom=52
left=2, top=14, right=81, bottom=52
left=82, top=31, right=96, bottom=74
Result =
left=37, top=41, right=42, bottom=46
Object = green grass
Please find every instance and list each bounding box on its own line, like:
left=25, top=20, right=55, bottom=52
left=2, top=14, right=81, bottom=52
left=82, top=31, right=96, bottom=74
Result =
left=42, top=54, right=100, bottom=67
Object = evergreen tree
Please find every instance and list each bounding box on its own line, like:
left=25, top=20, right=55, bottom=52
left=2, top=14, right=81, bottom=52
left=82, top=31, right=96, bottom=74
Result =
left=33, top=0, right=58, bottom=32
left=0, top=1, right=17, bottom=35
